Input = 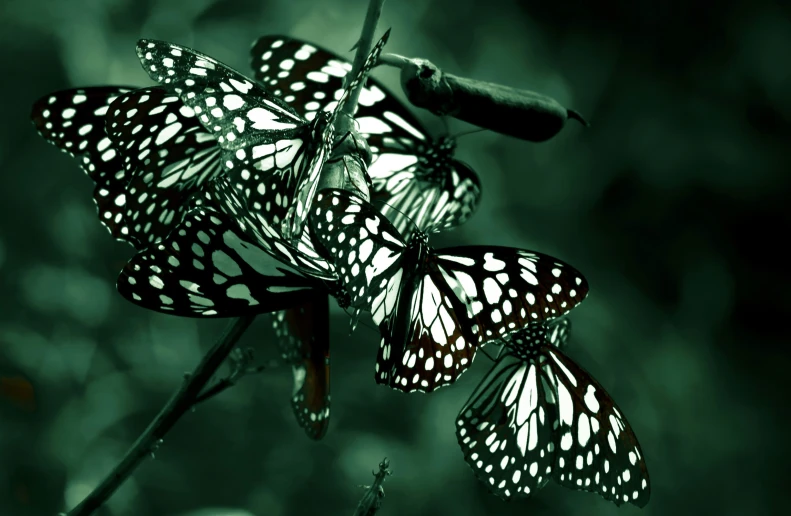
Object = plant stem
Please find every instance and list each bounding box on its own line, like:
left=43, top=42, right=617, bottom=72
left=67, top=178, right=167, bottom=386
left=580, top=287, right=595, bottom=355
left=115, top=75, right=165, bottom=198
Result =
left=339, top=0, right=387, bottom=122
left=378, top=52, right=411, bottom=69
left=63, top=315, right=257, bottom=516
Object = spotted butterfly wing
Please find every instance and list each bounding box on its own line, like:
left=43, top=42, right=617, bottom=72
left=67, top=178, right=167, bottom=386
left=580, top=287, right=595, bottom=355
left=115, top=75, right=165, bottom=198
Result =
left=251, top=35, right=482, bottom=239
left=137, top=32, right=390, bottom=241
left=271, top=293, right=331, bottom=440
left=309, top=189, right=588, bottom=393
left=455, top=322, right=650, bottom=507
left=209, top=177, right=336, bottom=281
left=136, top=40, right=303, bottom=148
left=103, top=86, right=225, bottom=247
left=117, top=188, right=318, bottom=317
left=31, top=87, right=137, bottom=244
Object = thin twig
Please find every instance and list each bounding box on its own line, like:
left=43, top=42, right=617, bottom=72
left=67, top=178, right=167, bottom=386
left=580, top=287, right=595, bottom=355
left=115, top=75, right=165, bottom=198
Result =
left=194, top=349, right=276, bottom=405
left=339, top=0, right=387, bottom=122
left=62, top=315, right=257, bottom=516
left=353, top=458, right=393, bottom=516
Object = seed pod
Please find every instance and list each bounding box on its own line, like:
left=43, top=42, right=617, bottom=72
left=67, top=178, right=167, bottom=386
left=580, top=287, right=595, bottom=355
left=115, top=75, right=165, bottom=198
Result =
left=393, top=56, right=588, bottom=142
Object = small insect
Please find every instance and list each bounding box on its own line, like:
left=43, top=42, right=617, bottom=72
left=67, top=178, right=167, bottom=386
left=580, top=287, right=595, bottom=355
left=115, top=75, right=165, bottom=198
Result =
left=456, top=319, right=650, bottom=507
left=309, top=189, right=589, bottom=393
left=250, top=35, right=482, bottom=241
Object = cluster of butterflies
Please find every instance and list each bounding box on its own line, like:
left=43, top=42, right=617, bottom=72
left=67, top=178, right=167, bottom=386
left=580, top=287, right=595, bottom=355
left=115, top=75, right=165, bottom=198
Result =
left=31, top=29, right=650, bottom=508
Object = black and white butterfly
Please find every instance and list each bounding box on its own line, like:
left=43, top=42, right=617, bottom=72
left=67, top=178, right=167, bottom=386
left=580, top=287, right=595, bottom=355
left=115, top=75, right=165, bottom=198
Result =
left=30, top=87, right=139, bottom=245
left=116, top=177, right=349, bottom=439
left=250, top=35, right=482, bottom=240
left=456, top=319, right=650, bottom=507
left=135, top=31, right=390, bottom=242
left=309, top=189, right=589, bottom=393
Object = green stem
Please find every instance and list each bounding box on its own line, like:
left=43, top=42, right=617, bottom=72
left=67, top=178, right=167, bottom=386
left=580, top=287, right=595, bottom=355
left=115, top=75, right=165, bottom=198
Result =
left=339, top=0, right=387, bottom=122
left=62, top=315, right=257, bottom=516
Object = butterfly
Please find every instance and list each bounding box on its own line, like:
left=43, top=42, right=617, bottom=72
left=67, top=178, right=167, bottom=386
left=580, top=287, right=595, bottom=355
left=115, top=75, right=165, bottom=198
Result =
left=30, top=86, right=140, bottom=245
left=456, top=319, right=651, bottom=507
left=250, top=35, right=482, bottom=240
left=116, top=176, right=350, bottom=439
left=134, top=30, right=390, bottom=243
left=309, top=188, right=589, bottom=393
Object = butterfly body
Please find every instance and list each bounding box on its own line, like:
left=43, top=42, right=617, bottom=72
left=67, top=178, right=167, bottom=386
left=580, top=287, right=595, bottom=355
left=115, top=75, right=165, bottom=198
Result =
left=378, top=229, right=433, bottom=365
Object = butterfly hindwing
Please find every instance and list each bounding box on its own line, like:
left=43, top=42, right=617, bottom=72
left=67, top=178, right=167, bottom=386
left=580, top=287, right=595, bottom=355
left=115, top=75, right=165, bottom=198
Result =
left=117, top=198, right=315, bottom=317
left=209, top=177, right=336, bottom=281
left=31, top=86, right=136, bottom=244
left=378, top=267, right=479, bottom=392
left=370, top=149, right=482, bottom=238
left=456, top=345, right=556, bottom=498
left=271, top=293, right=331, bottom=440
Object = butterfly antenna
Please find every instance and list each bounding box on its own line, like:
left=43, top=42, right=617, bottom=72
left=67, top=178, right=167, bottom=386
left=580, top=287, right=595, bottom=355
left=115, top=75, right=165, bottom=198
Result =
left=478, top=345, right=498, bottom=362
left=449, top=127, right=488, bottom=140
left=341, top=306, right=378, bottom=334
left=441, top=115, right=451, bottom=135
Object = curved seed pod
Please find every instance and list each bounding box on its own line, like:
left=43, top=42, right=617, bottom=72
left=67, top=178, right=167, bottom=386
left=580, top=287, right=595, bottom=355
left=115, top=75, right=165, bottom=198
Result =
left=387, top=54, right=588, bottom=142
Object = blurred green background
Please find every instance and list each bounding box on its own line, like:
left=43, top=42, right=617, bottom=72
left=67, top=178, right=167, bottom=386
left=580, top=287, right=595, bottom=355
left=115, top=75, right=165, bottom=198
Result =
left=1, top=0, right=788, bottom=514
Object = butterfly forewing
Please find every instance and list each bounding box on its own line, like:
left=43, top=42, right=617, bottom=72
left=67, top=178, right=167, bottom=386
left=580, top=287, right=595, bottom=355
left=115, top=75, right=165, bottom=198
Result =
left=433, top=248, right=589, bottom=345
left=456, top=324, right=650, bottom=507
left=271, top=293, right=331, bottom=440
left=117, top=200, right=315, bottom=317
left=310, top=188, right=407, bottom=309
left=136, top=39, right=304, bottom=151
left=31, top=87, right=136, bottom=244
left=540, top=344, right=650, bottom=507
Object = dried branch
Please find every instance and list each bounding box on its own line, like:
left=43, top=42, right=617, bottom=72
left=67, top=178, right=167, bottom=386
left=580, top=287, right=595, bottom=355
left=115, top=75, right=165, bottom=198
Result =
left=61, top=315, right=257, bottom=516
